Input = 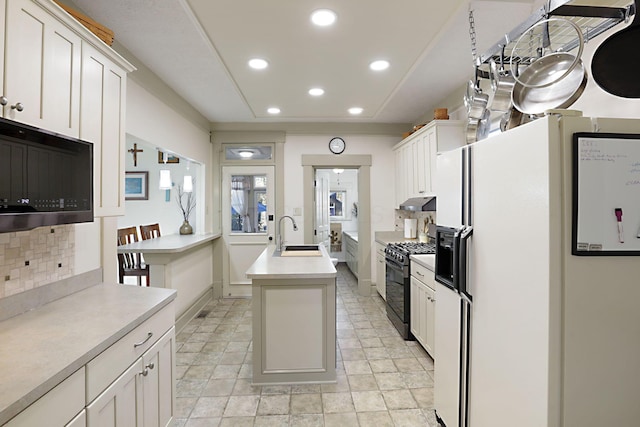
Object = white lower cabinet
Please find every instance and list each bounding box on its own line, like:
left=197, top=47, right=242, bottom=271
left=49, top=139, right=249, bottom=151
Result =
left=410, top=262, right=435, bottom=357
left=5, top=368, right=85, bottom=427
left=87, top=358, right=143, bottom=426
left=344, top=233, right=358, bottom=278
left=86, top=327, right=175, bottom=427
left=375, top=242, right=386, bottom=300
left=67, top=410, right=87, bottom=427
left=141, top=328, right=175, bottom=427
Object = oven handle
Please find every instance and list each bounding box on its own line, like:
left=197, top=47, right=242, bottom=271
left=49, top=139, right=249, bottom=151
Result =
left=385, top=257, right=404, bottom=272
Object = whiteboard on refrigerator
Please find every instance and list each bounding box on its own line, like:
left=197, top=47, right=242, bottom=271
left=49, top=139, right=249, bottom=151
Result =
left=572, top=132, right=640, bottom=255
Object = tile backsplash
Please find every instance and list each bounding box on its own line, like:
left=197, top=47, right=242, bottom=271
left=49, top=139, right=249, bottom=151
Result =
left=0, top=225, right=74, bottom=299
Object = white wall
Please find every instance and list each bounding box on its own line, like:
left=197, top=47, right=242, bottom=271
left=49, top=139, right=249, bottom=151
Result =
left=283, top=134, right=399, bottom=247
left=118, top=138, right=201, bottom=236
left=125, top=79, right=213, bottom=234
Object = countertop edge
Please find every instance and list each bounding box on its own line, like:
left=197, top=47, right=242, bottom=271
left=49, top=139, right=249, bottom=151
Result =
left=410, top=254, right=436, bottom=272
left=117, top=233, right=220, bottom=254
left=0, top=284, right=177, bottom=425
left=246, top=246, right=337, bottom=279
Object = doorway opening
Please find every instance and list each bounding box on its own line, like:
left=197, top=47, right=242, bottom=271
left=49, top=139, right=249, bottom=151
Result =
left=302, top=155, right=372, bottom=296
left=314, top=168, right=359, bottom=263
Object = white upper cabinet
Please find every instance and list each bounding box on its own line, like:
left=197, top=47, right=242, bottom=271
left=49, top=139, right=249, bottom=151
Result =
left=4, top=0, right=82, bottom=137
left=394, top=120, right=464, bottom=205
left=1, top=0, right=135, bottom=217
left=80, top=42, right=128, bottom=217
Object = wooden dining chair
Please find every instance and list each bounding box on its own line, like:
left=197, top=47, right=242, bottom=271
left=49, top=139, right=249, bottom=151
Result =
left=117, top=226, right=149, bottom=286
left=140, top=223, right=161, bottom=240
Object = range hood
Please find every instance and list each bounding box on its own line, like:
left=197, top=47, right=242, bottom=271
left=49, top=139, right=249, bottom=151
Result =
left=399, top=196, right=436, bottom=211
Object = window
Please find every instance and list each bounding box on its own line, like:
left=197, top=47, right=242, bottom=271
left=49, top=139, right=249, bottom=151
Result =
left=230, top=174, right=268, bottom=233
left=330, top=190, right=347, bottom=219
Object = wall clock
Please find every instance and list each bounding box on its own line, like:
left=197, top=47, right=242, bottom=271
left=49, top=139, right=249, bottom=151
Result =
left=329, top=137, right=345, bottom=154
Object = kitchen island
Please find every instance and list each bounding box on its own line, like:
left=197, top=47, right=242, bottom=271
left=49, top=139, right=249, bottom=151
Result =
left=246, top=245, right=337, bottom=385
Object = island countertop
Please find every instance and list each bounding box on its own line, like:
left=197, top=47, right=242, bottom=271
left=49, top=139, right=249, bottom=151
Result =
left=246, top=245, right=337, bottom=280
left=117, top=232, right=220, bottom=254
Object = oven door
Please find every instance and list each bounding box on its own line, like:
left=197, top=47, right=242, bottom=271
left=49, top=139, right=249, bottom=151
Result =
left=385, top=257, right=408, bottom=323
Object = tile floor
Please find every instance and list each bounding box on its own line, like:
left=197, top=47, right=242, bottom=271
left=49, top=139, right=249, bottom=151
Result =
left=173, top=263, right=437, bottom=427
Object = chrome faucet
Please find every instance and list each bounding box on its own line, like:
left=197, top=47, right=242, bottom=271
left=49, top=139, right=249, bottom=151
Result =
left=277, top=215, right=298, bottom=252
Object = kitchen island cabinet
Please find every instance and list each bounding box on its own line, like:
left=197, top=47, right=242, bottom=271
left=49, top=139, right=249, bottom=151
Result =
left=246, top=245, right=337, bottom=385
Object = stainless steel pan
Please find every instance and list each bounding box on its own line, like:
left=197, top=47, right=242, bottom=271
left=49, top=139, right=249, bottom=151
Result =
left=464, top=80, right=489, bottom=120
left=511, top=53, right=588, bottom=115
left=489, top=56, right=515, bottom=113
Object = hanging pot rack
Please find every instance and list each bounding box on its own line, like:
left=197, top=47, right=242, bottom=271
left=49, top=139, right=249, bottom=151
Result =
left=475, top=0, right=635, bottom=78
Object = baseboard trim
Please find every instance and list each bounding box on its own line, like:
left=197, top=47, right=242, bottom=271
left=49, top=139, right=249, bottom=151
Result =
left=175, top=286, right=214, bottom=333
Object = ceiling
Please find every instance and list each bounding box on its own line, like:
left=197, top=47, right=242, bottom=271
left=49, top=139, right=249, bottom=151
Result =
left=65, top=0, right=629, bottom=127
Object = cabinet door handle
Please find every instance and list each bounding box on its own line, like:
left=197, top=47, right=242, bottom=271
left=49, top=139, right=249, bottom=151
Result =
left=133, top=331, right=153, bottom=348
left=139, top=363, right=155, bottom=377
left=0, top=96, right=7, bottom=106
left=10, top=102, right=24, bottom=112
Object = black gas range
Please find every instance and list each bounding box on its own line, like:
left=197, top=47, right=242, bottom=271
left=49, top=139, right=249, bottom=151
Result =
left=385, top=241, right=436, bottom=267
left=385, top=241, right=436, bottom=340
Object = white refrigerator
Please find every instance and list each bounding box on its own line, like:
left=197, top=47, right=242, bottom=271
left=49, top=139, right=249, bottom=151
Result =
left=434, top=113, right=640, bottom=427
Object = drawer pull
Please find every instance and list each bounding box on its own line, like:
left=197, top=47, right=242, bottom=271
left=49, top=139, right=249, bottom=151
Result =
left=416, top=271, right=424, bottom=277
left=133, top=331, right=153, bottom=348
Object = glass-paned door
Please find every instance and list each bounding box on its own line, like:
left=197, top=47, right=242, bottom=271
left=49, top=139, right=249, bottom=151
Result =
left=222, top=166, right=274, bottom=297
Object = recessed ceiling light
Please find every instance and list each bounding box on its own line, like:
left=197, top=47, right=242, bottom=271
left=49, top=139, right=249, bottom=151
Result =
left=311, top=9, right=336, bottom=26
left=348, top=107, right=363, bottom=115
left=248, top=58, right=269, bottom=69
left=267, top=107, right=281, bottom=114
left=370, top=60, right=390, bottom=71
left=308, top=88, right=325, bottom=96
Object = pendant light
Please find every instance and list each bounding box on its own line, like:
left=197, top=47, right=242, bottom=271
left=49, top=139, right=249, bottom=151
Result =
left=183, top=160, right=193, bottom=193
left=159, top=151, right=172, bottom=190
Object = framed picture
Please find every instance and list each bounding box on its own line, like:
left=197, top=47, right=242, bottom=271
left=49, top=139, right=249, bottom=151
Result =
left=158, top=151, right=179, bottom=164
left=125, top=171, right=149, bottom=200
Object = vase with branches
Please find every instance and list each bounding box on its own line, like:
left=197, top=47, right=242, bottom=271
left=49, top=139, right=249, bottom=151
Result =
left=176, top=183, right=196, bottom=234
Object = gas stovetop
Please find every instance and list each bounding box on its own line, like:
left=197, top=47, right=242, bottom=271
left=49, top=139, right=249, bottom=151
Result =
left=389, top=241, right=436, bottom=254
left=385, top=241, right=436, bottom=265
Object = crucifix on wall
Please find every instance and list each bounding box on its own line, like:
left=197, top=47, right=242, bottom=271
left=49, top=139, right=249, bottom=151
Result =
left=128, top=143, right=143, bottom=167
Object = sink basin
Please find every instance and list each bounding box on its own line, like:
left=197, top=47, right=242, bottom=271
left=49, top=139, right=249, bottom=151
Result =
left=278, top=244, right=323, bottom=257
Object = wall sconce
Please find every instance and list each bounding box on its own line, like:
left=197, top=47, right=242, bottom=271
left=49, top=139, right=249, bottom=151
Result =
left=159, top=151, right=172, bottom=189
